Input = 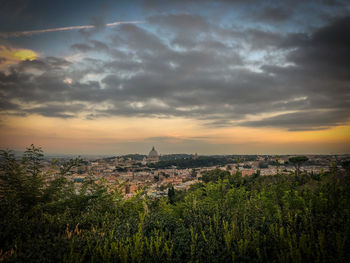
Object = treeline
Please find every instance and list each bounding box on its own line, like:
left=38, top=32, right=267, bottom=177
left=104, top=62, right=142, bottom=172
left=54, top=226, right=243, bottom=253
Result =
left=147, top=156, right=234, bottom=169
left=1, top=145, right=350, bottom=262
left=160, top=154, right=193, bottom=161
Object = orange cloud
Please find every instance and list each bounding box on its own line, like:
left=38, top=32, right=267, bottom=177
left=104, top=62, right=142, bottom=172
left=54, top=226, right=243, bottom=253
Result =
left=0, top=46, right=38, bottom=68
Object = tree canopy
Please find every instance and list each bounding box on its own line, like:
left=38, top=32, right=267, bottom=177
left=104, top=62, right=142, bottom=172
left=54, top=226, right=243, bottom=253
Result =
left=289, top=155, right=309, bottom=175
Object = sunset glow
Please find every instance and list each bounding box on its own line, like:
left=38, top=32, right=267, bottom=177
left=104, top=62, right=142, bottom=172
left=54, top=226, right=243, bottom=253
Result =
left=1, top=114, right=349, bottom=155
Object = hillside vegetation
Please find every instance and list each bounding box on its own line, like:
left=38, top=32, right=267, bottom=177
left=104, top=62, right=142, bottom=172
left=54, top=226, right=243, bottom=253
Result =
left=1, top=146, right=349, bottom=262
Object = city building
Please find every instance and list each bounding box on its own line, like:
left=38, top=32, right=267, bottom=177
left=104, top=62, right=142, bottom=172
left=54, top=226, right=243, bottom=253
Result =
left=148, top=146, right=159, bottom=163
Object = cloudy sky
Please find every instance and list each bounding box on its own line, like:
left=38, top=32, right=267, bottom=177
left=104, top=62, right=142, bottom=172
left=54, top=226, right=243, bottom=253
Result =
left=0, top=0, right=349, bottom=155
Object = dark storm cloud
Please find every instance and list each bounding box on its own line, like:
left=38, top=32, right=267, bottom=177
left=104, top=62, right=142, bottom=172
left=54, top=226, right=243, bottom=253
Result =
left=148, top=14, right=209, bottom=31
left=244, top=29, right=284, bottom=49
left=256, top=6, right=292, bottom=22
left=71, top=40, right=109, bottom=53
left=241, top=110, right=350, bottom=131
left=112, top=23, right=168, bottom=53
left=283, top=16, right=350, bottom=89
left=0, top=2, right=349, bottom=131
left=0, top=95, right=20, bottom=110
left=26, top=103, right=85, bottom=118
left=14, top=56, right=71, bottom=71
left=244, top=15, right=350, bottom=129
left=148, top=14, right=211, bottom=48
left=285, top=16, right=350, bottom=75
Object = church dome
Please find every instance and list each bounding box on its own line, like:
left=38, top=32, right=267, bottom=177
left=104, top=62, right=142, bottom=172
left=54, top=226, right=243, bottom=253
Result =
left=148, top=146, right=158, bottom=157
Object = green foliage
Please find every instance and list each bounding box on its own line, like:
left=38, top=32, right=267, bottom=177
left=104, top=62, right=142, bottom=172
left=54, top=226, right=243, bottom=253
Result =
left=22, top=144, right=44, bottom=177
left=148, top=156, right=233, bottom=169
left=258, top=161, right=268, bottom=169
left=342, top=160, right=350, bottom=175
left=289, top=156, right=309, bottom=164
left=167, top=186, right=176, bottom=205
left=201, top=168, right=231, bottom=183
left=1, top=146, right=349, bottom=262
left=289, top=156, right=309, bottom=176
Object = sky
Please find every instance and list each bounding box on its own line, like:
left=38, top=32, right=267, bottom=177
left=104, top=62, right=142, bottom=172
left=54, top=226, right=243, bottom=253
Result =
left=0, top=0, right=349, bottom=155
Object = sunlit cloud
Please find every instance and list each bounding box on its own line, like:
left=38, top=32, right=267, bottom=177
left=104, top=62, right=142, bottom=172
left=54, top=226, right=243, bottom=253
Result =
left=0, top=46, right=38, bottom=68
left=63, top=78, right=73, bottom=84
left=0, top=20, right=145, bottom=38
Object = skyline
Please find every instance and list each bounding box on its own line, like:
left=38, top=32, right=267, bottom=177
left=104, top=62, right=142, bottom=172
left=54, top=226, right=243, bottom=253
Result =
left=0, top=0, right=350, bottom=155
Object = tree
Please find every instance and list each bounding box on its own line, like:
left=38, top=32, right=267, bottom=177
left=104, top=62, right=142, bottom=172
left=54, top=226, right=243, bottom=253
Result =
left=202, top=169, right=230, bottom=183
left=168, top=186, right=176, bottom=204
left=341, top=160, right=350, bottom=176
left=191, top=169, right=197, bottom=178
left=22, top=144, right=44, bottom=177
left=236, top=157, right=241, bottom=170
left=275, top=156, right=280, bottom=174
left=253, top=169, right=261, bottom=179
left=0, top=149, right=27, bottom=201
left=289, top=156, right=308, bottom=176
left=258, top=161, right=268, bottom=169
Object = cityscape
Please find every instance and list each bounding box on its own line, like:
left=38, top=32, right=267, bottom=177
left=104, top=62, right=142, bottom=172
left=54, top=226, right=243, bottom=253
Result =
left=37, top=146, right=348, bottom=199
